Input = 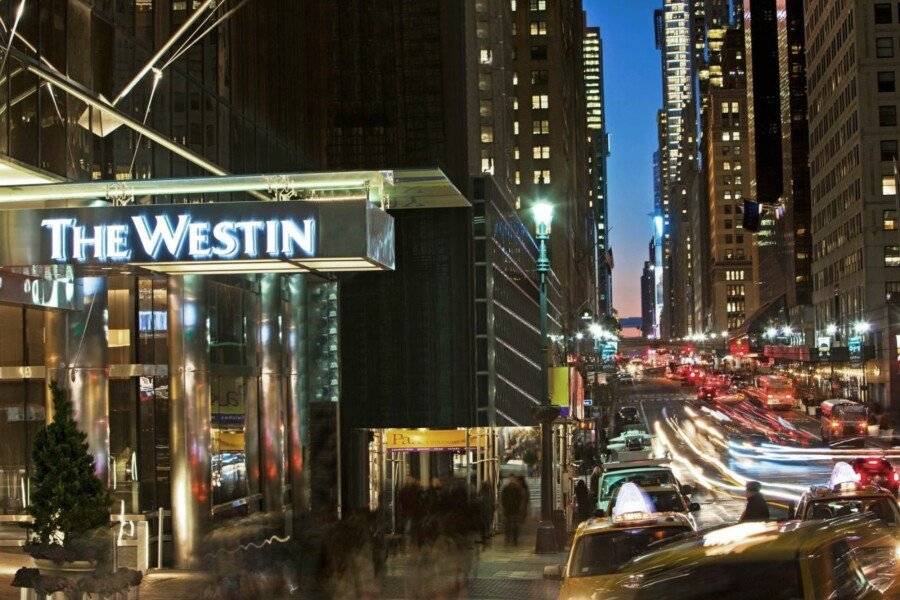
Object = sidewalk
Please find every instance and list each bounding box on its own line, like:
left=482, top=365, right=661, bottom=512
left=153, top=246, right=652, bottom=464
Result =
left=380, top=517, right=567, bottom=600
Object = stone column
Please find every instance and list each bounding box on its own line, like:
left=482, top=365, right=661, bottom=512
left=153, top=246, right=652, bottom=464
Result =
left=68, top=277, right=109, bottom=484
left=286, top=275, right=309, bottom=513
left=258, top=274, right=285, bottom=512
left=244, top=291, right=261, bottom=501
left=168, top=275, right=211, bottom=569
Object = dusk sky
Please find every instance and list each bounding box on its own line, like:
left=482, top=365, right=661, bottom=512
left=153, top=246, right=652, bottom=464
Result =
left=584, top=0, right=661, bottom=319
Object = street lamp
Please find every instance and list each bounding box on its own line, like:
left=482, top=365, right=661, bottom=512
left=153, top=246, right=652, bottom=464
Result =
left=588, top=322, right=604, bottom=339
left=853, top=321, right=871, bottom=335
left=825, top=323, right=838, bottom=336
left=531, top=201, right=558, bottom=553
left=765, top=327, right=778, bottom=339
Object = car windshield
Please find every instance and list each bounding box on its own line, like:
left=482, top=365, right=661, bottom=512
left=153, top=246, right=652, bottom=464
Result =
left=569, top=526, right=691, bottom=577
left=804, top=497, right=897, bottom=524
left=630, top=560, right=803, bottom=600
left=600, top=471, right=675, bottom=500
left=836, top=406, right=866, bottom=418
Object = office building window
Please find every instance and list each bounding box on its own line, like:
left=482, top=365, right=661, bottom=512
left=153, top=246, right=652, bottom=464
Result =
left=532, top=146, right=550, bottom=159
left=533, top=119, right=550, bottom=134
left=879, top=71, right=896, bottom=92
left=480, top=126, right=493, bottom=143
left=886, top=210, right=898, bottom=230
left=513, top=121, right=519, bottom=135
left=721, top=101, right=730, bottom=114
left=478, top=73, right=492, bottom=92
left=531, top=70, right=549, bottom=86
left=530, top=45, right=548, bottom=60
left=736, top=235, right=744, bottom=244
left=725, top=219, right=733, bottom=229
left=530, top=20, right=547, bottom=35
left=533, top=169, right=551, bottom=184
left=883, top=174, right=897, bottom=195
left=875, top=3, right=892, bottom=23
left=479, top=100, right=493, bottom=118
left=731, top=102, right=740, bottom=114
left=882, top=140, right=898, bottom=161
left=722, top=131, right=731, bottom=141
left=531, top=94, right=549, bottom=109
left=511, top=0, right=516, bottom=10
left=514, top=171, right=521, bottom=185
left=529, top=0, right=546, bottom=10
left=877, top=37, right=895, bottom=58
left=732, top=131, right=741, bottom=141
left=513, top=147, right=520, bottom=159
left=887, top=281, right=900, bottom=302
left=880, top=105, right=897, bottom=126
left=886, top=245, right=900, bottom=267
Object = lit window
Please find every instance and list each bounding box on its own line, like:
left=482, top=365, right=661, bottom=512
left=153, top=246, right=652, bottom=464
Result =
left=533, top=169, right=551, bottom=184
left=886, top=245, right=900, bottom=267
left=722, top=131, right=731, bottom=141
left=510, top=0, right=516, bottom=10
left=887, top=281, right=900, bottom=303
left=532, top=94, right=549, bottom=109
left=480, top=126, right=494, bottom=143
left=731, top=102, right=739, bottom=114
left=513, top=73, right=518, bottom=86
left=481, top=157, right=494, bottom=174
left=721, top=101, right=730, bottom=114
left=478, top=73, right=492, bottom=92
left=723, top=162, right=731, bottom=170
left=533, top=119, right=550, bottom=134
left=515, top=171, right=521, bottom=185
left=530, top=20, right=548, bottom=35
left=732, top=130, right=741, bottom=141
left=533, top=145, right=550, bottom=159
left=513, top=98, right=519, bottom=110
left=479, top=100, right=493, bottom=118
left=529, top=0, right=546, bottom=10
left=885, top=210, right=898, bottom=230
left=883, top=174, right=897, bottom=195
left=479, top=49, right=493, bottom=65
left=514, top=147, right=520, bottom=160
left=513, top=121, right=520, bottom=135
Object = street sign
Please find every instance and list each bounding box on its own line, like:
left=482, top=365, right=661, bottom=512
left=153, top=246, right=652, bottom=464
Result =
left=584, top=398, right=593, bottom=406
left=849, top=336, right=862, bottom=360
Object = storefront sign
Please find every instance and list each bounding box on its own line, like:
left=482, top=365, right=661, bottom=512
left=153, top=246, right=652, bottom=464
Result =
left=385, top=429, right=468, bottom=451
left=0, top=199, right=395, bottom=274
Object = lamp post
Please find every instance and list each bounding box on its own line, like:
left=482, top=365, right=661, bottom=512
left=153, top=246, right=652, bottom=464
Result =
left=532, top=201, right=559, bottom=553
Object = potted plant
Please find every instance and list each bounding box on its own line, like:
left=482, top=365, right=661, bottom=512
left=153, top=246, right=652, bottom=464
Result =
left=22, top=383, right=111, bottom=574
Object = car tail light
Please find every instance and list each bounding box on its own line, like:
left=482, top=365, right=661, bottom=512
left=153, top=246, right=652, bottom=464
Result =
left=867, top=459, right=882, bottom=465
left=832, top=420, right=841, bottom=429
left=893, top=473, right=899, bottom=482
left=860, top=421, right=869, bottom=430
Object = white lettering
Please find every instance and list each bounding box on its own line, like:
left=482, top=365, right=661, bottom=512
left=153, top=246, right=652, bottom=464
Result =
left=281, top=219, right=315, bottom=256
left=211, top=221, right=239, bottom=258
left=132, top=215, right=190, bottom=259
left=41, top=218, right=74, bottom=261
left=187, top=222, right=212, bottom=258
left=106, top=225, right=131, bottom=260
left=73, top=225, right=105, bottom=260
left=235, top=221, right=264, bottom=257
left=266, top=220, right=280, bottom=256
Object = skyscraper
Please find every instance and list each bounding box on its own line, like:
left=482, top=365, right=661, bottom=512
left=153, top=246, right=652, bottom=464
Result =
left=805, top=0, right=900, bottom=407
left=584, top=26, right=613, bottom=316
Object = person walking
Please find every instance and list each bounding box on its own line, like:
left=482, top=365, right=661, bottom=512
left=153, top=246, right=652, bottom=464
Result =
left=478, top=482, right=496, bottom=544
left=500, top=476, right=525, bottom=546
left=574, top=479, right=591, bottom=524
left=396, top=475, right=421, bottom=535
left=589, top=466, right=602, bottom=499
left=739, top=481, right=770, bottom=522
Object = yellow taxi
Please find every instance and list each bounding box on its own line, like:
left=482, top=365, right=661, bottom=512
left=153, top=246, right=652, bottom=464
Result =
left=548, top=516, right=897, bottom=599
left=544, top=482, right=695, bottom=599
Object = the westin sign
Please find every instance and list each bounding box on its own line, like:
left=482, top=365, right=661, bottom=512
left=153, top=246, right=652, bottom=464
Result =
left=0, top=200, right=395, bottom=274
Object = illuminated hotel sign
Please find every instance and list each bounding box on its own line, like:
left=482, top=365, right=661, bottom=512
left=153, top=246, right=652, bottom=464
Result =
left=40, top=214, right=315, bottom=263
left=0, top=200, right=394, bottom=274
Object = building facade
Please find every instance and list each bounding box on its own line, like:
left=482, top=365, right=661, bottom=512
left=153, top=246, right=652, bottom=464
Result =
left=806, top=0, right=900, bottom=407
left=584, top=26, right=613, bottom=317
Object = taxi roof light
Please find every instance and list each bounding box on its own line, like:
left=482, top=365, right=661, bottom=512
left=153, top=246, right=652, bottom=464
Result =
left=828, top=461, right=860, bottom=490
left=611, top=482, right=657, bottom=519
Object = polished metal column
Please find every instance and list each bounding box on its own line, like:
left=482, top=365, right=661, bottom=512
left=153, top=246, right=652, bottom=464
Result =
left=286, top=275, right=309, bottom=513
left=168, top=275, right=211, bottom=569
left=259, top=274, right=285, bottom=512
left=68, top=277, right=110, bottom=484
left=43, top=309, right=68, bottom=423
left=244, top=292, right=261, bottom=500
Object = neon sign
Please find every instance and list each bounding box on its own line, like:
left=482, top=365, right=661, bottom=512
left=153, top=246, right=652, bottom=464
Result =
left=41, top=215, right=315, bottom=263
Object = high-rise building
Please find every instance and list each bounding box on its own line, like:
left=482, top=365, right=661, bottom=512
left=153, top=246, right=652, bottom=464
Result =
left=742, top=0, right=813, bottom=341
left=806, top=0, right=900, bottom=407
left=510, top=0, right=594, bottom=329
left=641, top=240, right=658, bottom=338
left=584, top=26, right=613, bottom=317
left=655, top=0, right=700, bottom=339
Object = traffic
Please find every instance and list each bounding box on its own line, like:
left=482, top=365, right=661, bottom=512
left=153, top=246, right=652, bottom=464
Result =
left=548, top=352, right=900, bottom=599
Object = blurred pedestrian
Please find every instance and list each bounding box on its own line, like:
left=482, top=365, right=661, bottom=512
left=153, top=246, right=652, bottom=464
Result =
left=739, top=481, right=770, bottom=522
left=574, top=479, right=591, bottom=523
left=478, top=482, right=495, bottom=544
left=500, top=476, right=525, bottom=546
left=589, top=466, right=602, bottom=498
left=396, top=475, right=421, bottom=535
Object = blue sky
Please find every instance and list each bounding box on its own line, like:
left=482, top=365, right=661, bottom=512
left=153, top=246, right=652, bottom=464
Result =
left=584, top=0, right=661, bottom=318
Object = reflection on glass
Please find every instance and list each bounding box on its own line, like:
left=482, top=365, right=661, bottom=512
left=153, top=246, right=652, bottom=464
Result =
left=211, top=376, right=248, bottom=505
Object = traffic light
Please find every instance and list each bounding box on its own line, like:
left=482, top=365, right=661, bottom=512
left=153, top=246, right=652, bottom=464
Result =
left=743, top=199, right=761, bottom=232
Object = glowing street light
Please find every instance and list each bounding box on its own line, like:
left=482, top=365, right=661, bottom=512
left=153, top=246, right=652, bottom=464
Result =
left=780, top=325, right=793, bottom=337
left=853, top=321, right=871, bottom=335
left=764, top=327, right=778, bottom=339
left=588, top=322, right=604, bottom=338
left=825, top=323, right=838, bottom=336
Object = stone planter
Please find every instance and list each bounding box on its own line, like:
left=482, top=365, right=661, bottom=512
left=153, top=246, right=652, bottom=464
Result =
left=33, top=558, right=97, bottom=576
